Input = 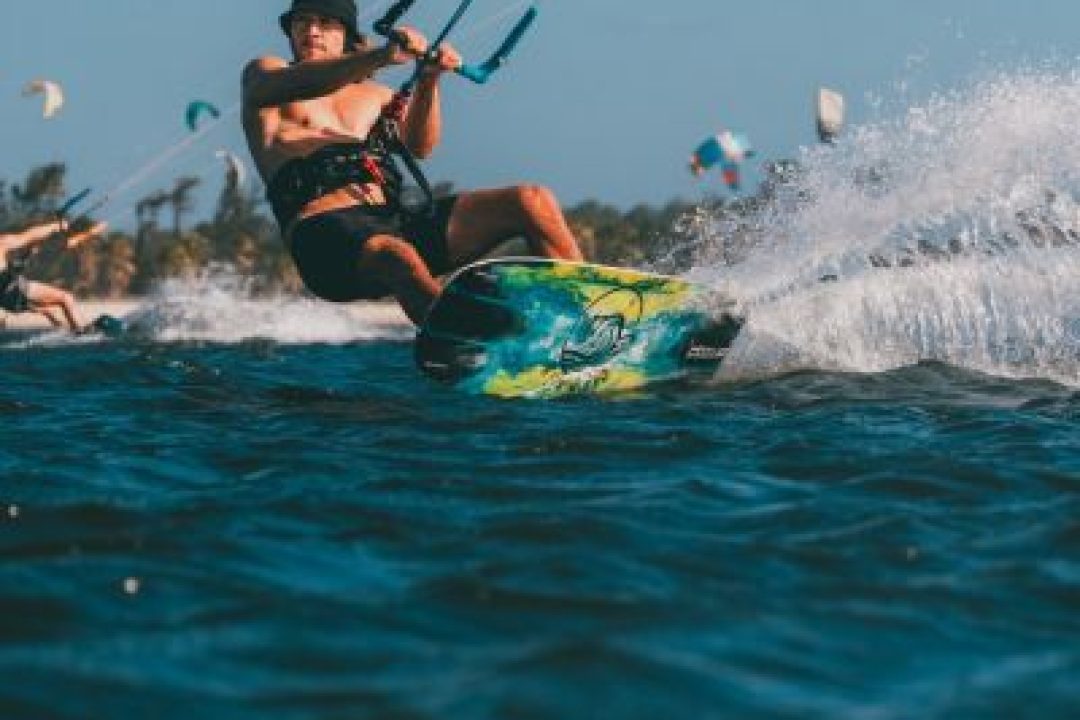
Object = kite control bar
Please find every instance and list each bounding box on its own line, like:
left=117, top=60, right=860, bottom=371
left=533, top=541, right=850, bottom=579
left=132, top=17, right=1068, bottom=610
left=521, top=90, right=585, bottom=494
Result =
left=457, top=6, right=537, bottom=84
left=368, top=0, right=540, bottom=215
left=57, top=188, right=93, bottom=219
left=373, top=0, right=539, bottom=88
left=56, top=187, right=108, bottom=229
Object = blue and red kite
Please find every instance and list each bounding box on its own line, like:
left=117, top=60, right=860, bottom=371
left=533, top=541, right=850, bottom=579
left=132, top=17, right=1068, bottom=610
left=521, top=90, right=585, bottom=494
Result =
left=690, top=130, right=754, bottom=190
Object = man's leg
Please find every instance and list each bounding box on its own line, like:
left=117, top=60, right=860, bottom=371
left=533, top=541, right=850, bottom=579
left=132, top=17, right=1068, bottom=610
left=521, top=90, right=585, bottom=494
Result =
left=445, top=185, right=583, bottom=267
left=24, top=281, right=81, bottom=332
left=357, top=234, right=442, bottom=325
left=351, top=186, right=583, bottom=326
left=37, top=307, right=65, bottom=328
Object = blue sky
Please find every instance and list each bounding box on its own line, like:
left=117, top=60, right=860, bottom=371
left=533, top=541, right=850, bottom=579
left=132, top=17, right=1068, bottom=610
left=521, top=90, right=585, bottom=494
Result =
left=4, top=1, right=1080, bottom=224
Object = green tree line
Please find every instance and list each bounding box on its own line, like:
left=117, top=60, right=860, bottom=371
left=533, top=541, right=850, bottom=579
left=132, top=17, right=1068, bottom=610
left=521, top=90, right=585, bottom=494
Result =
left=1, top=163, right=777, bottom=298
left=1, top=163, right=300, bottom=298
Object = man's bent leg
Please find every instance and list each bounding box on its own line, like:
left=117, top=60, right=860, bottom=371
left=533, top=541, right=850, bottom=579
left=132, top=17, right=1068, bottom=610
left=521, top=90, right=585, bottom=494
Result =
left=358, top=234, right=442, bottom=325
left=25, top=281, right=81, bottom=332
left=445, top=185, right=583, bottom=267
left=38, top=307, right=65, bottom=328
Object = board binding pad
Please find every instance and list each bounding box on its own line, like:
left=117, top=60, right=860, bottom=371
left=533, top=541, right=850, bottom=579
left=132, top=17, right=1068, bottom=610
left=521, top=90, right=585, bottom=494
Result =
left=415, top=258, right=744, bottom=398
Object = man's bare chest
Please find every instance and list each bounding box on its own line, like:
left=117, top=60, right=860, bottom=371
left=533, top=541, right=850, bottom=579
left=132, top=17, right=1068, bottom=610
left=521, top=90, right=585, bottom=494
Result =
left=283, top=87, right=385, bottom=138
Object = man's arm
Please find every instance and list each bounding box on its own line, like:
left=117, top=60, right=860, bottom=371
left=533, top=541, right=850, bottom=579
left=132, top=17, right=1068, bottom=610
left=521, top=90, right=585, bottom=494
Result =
left=242, top=48, right=396, bottom=110
left=0, top=219, right=64, bottom=254
left=401, top=75, right=442, bottom=159
left=65, top=221, right=108, bottom=250
left=400, top=46, right=461, bottom=159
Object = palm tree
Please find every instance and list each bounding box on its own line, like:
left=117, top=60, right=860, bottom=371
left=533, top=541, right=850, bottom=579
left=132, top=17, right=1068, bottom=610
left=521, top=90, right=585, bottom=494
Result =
left=127, top=189, right=172, bottom=292
left=138, top=190, right=170, bottom=227
left=14, top=163, right=66, bottom=213
left=168, top=176, right=201, bottom=239
left=135, top=190, right=171, bottom=249
left=135, top=197, right=153, bottom=231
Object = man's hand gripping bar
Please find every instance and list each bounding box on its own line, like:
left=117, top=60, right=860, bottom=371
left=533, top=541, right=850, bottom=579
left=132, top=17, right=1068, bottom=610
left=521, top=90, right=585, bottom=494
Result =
left=373, top=0, right=539, bottom=87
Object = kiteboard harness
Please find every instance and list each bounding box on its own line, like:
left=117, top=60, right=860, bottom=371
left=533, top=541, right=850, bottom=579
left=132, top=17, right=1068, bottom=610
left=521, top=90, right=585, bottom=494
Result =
left=0, top=262, right=29, bottom=313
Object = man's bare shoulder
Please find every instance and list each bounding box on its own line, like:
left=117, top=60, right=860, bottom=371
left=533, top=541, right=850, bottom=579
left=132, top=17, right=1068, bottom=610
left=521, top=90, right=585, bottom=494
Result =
left=243, top=55, right=289, bottom=84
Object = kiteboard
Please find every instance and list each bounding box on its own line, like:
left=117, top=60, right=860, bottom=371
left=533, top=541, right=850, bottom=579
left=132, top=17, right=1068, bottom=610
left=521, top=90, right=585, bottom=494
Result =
left=415, top=258, right=744, bottom=398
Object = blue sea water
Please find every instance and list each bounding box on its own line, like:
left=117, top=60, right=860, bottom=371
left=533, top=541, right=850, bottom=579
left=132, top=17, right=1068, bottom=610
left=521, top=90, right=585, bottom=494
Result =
left=3, top=69, right=1080, bottom=718
left=0, top=330, right=1076, bottom=719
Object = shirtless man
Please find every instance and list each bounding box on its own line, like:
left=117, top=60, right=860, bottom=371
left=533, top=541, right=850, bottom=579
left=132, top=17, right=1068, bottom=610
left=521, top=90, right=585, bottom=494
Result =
left=0, top=219, right=108, bottom=332
left=243, top=0, right=583, bottom=325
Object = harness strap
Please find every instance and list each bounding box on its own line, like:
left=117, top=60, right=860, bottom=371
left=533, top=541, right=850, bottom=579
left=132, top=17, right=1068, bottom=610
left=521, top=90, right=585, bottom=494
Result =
left=266, top=142, right=403, bottom=227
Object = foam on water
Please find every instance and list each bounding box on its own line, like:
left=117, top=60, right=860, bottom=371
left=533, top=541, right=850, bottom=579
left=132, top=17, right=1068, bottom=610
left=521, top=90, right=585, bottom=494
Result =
left=2, top=266, right=413, bottom=349
left=129, top=267, right=413, bottom=344
left=687, top=69, right=1080, bottom=388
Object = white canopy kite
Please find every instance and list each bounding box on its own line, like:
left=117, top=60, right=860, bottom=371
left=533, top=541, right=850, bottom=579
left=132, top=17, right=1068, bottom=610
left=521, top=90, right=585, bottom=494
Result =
left=816, top=87, right=844, bottom=144
left=22, top=79, right=64, bottom=119
left=215, top=150, right=247, bottom=190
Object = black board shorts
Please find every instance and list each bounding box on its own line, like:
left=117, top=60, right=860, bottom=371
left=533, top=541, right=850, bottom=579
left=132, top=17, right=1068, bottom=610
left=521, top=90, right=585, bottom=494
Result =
left=288, top=197, right=457, bottom=302
left=0, top=273, right=29, bottom=313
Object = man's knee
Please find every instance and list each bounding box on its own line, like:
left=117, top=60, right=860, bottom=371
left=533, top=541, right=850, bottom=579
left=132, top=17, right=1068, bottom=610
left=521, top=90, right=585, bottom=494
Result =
left=365, top=235, right=426, bottom=276
left=513, top=184, right=558, bottom=215
left=30, top=287, right=74, bottom=308
left=506, top=184, right=564, bottom=233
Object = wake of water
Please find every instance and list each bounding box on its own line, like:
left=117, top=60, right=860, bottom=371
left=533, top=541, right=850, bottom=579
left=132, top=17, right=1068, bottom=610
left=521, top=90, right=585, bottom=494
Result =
left=2, top=266, right=412, bottom=351
left=686, top=69, right=1080, bottom=388
left=127, top=267, right=412, bottom=345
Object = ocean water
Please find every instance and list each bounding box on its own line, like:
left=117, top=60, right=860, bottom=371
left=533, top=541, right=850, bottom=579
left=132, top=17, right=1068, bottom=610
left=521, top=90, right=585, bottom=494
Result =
left=2, top=71, right=1079, bottom=718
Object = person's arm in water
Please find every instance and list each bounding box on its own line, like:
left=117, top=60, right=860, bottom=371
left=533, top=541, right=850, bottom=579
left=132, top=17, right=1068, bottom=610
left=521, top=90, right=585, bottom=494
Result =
left=400, top=45, right=461, bottom=159
left=243, top=46, right=398, bottom=109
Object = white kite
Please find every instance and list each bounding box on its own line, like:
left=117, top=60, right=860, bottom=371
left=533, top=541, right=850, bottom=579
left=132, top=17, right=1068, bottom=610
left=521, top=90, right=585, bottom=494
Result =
left=22, top=79, right=64, bottom=119
left=816, top=87, right=844, bottom=144
left=215, top=150, right=247, bottom=190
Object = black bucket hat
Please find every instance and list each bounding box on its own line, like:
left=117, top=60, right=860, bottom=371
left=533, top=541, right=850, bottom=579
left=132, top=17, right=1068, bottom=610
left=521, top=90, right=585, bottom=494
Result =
left=280, top=0, right=362, bottom=47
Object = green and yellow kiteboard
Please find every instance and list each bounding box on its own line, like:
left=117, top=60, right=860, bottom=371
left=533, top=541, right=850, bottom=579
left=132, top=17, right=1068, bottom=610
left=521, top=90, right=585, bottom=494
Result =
left=415, top=258, right=744, bottom=398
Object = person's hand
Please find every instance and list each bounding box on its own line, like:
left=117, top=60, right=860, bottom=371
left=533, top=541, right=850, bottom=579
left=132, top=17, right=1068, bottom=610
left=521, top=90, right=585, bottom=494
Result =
left=419, top=44, right=461, bottom=81
left=65, top=220, right=108, bottom=250
left=383, top=26, right=428, bottom=65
